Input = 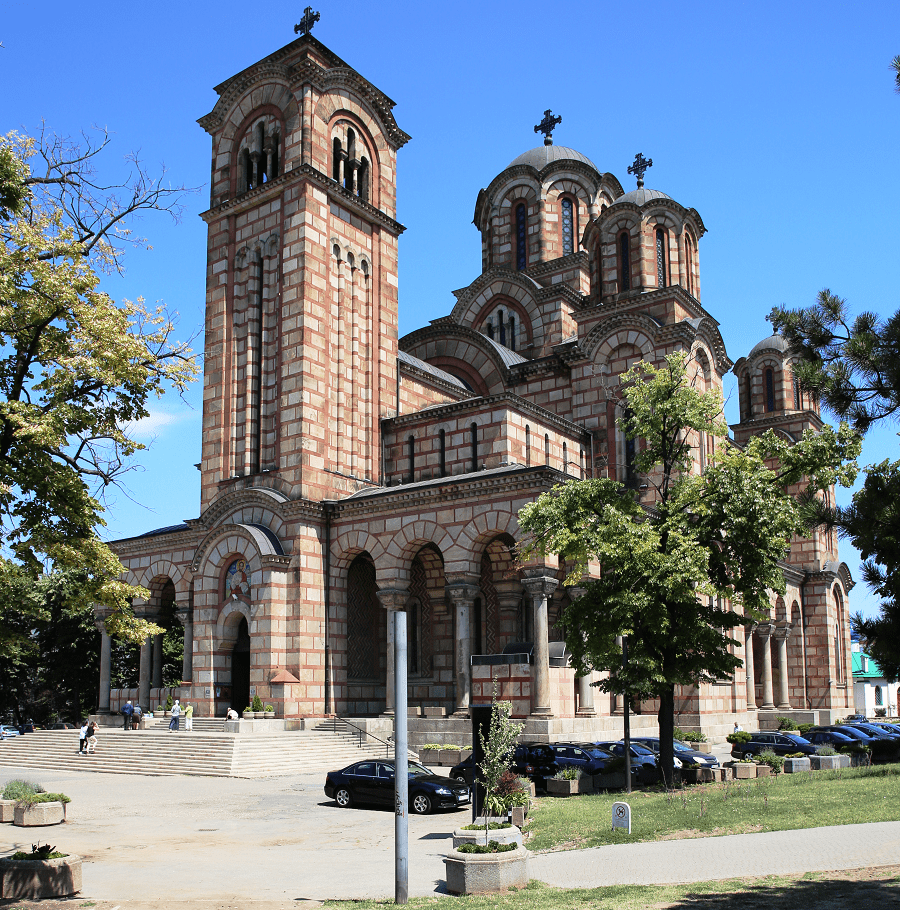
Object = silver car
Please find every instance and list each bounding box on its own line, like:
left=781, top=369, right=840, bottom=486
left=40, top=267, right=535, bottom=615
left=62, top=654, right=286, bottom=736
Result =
left=631, top=736, right=719, bottom=768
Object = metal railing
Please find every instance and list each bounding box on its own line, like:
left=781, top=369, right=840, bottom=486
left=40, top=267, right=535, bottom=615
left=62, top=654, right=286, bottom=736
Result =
left=324, top=717, right=416, bottom=759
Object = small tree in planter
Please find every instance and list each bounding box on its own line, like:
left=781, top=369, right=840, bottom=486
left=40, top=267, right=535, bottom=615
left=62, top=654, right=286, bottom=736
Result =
left=756, top=749, right=784, bottom=774
left=476, top=686, right=524, bottom=845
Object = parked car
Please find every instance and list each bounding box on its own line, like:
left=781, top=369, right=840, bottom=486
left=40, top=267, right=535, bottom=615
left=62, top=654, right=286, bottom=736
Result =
left=631, top=737, right=720, bottom=768
left=0, top=725, right=21, bottom=739
left=805, top=728, right=856, bottom=749
left=868, top=721, right=900, bottom=737
left=729, top=731, right=817, bottom=760
left=550, top=743, right=618, bottom=775
left=844, top=714, right=867, bottom=722
left=842, top=722, right=900, bottom=742
left=449, top=741, right=561, bottom=788
left=594, top=740, right=673, bottom=770
left=806, top=725, right=880, bottom=753
left=325, top=758, right=469, bottom=814
left=48, top=722, right=76, bottom=730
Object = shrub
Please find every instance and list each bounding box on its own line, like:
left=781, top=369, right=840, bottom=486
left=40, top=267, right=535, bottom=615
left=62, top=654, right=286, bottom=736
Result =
left=461, top=822, right=511, bottom=831
left=816, top=744, right=837, bottom=755
left=18, top=792, right=71, bottom=807
left=251, top=694, right=264, bottom=712
left=244, top=706, right=252, bottom=713
left=11, top=843, right=67, bottom=861
left=2, top=779, right=44, bottom=800
left=443, top=744, right=462, bottom=751
left=776, top=716, right=798, bottom=731
left=726, top=731, right=751, bottom=744
left=676, top=729, right=707, bottom=743
left=419, top=743, right=443, bottom=751
left=756, top=750, right=784, bottom=772
left=264, top=704, right=274, bottom=713
left=785, top=752, right=807, bottom=758
left=165, top=694, right=174, bottom=711
left=553, top=767, right=582, bottom=781
left=457, top=841, right=517, bottom=854
left=797, top=723, right=815, bottom=734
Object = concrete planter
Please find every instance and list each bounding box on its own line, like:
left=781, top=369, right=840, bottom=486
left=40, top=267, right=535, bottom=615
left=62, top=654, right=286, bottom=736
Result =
left=756, top=764, right=773, bottom=777
left=809, top=755, right=843, bottom=770
left=712, top=767, right=732, bottom=782
left=509, top=804, right=528, bottom=827
left=452, top=824, right=522, bottom=849
left=593, top=772, right=626, bottom=791
left=697, top=742, right=713, bottom=753
left=459, top=748, right=473, bottom=762
left=444, top=844, right=529, bottom=895
left=264, top=710, right=276, bottom=719
left=783, top=757, right=811, bottom=774
left=733, top=763, right=757, bottom=779
left=0, top=854, right=82, bottom=899
left=14, top=801, right=66, bottom=827
left=0, top=800, right=16, bottom=823
left=440, top=749, right=462, bottom=766
left=682, top=767, right=715, bottom=784
left=547, top=777, right=591, bottom=796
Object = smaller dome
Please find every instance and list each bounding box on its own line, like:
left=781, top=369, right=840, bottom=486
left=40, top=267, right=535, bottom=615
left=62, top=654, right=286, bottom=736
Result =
left=507, top=145, right=599, bottom=172
left=614, top=187, right=672, bottom=206
left=748, top=334, right=791, bottom=359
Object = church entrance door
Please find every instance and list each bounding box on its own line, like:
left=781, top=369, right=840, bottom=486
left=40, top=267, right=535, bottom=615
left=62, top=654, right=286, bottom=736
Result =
left=231, top=617, right=251, bottom=712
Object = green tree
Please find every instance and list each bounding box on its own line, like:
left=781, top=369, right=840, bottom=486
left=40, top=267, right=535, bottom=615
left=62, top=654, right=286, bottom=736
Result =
left=519, top=353, right=859, bottom=786
left=0, top=129, right=197, bottom=698
left=476, top=686, right=523, bottom=842
left=770, top=292, right=900, bottom=678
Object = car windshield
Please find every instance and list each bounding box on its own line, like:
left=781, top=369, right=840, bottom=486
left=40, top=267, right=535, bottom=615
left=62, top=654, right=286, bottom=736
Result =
left=783, top=733, right=811, bottom=744
left=581, top=747, right=613, bottom=759
left=855, top=723, right=889, bottom=736
left=673, top=739, right=692, bottom=750
left=407, top=762, right=431, bottom=776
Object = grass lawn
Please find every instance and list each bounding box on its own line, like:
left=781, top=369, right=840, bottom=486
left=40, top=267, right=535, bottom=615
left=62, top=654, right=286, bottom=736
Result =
left=524, top=765, right=900, bottom=852
left=325, top=866, right=900, bottom=910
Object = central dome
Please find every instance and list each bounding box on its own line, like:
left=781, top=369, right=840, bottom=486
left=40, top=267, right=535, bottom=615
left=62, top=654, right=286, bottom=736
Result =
left=507, top=145, right=599, bottom=171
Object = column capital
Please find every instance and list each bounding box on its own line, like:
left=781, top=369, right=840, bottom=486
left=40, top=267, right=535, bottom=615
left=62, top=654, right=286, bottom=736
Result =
left=445, top=582, right=481, bottom=610
left=376, top=588, right=409, bottom=612
left=522, top=575, right=558, bottom=598
left=744, top=620, right=759, bottom=634
left=175, top=605, right=194, bottom=627
left=774, top=623, right=793, bottom=642
left=755, top=622, right=775, bottom=640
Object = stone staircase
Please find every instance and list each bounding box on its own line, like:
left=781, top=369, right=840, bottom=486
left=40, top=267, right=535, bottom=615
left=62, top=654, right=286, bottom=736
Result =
left=0, top=723, right=410, bottom=779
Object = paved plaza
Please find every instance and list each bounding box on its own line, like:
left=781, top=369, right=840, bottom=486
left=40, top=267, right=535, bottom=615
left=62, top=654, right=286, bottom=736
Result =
left=2, top=764, right=900, bottom=906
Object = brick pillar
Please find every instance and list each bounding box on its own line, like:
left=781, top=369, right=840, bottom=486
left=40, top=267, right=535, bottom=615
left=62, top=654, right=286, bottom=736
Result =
left=446, top=582, right=480, bottom=717
left=377, top=589, right=409, bottom=716
left=523, top=576, right=558, bottom=717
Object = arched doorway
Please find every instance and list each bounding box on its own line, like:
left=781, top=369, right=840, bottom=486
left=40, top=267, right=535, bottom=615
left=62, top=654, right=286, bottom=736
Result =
left=231, top=617, right=251, bottom=713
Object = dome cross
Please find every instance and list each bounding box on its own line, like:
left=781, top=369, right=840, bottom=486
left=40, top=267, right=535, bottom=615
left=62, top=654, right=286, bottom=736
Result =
left=294, top=6, right=321, bottom=35
left=534, top=110, right=562, bottom=146
left=627, top=152, right=653, bottom=188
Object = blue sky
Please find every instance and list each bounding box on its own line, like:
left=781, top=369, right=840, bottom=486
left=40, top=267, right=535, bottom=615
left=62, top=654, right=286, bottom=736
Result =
left=2, top=1, right=898, bottom=618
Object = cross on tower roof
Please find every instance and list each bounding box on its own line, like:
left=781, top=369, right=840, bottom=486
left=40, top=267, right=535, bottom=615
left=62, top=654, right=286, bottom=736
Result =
left=534, top=110, right=562, bottom=146
left=627, top=152, right=653, bottom=189
left=294, top=5, right=321, bottom=35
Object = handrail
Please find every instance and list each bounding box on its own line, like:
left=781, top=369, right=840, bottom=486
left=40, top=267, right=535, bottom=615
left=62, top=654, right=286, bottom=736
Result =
left=325, top=716, right=416, bottom=758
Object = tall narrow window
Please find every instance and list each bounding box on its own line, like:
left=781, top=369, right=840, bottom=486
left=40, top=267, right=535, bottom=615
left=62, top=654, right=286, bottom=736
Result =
left=623, top=410, right=638, bottom=488
left=515, top=204, right=527, bottom=270
left=332, top=137, right=342, bottom=182
left=656, top=228, right=667, bottom=288
left=525, top=425, right=531, bottom=466
left=765, top=368, right=775, bottom=413
left=619, top=232, right=631, bottom=291
left=407, top=435, right=415, bottom=483
left=470, top=423, right=478, bottom=472
left=684, top=233, right=694, bottom=295
left=486, top=319, right=494, bottom=340
left=699, top=431, right=706, bottom=473
left=793, top=373, right=801, bottom=410
left=544, top=433, right=550, bottom=466
left=358, top=157, right=369, bottom=201
left=580, top=448, right=585, bottom=479
left=561, top=197, right=574, bottom=255
left=562, top=442, right=568, bottom=475
left=744, top=374, right=752, bottom=419
left=439, top=429, right=446, bottom=477
left=408, top=600, right=420, bottom=675
left=508, top=315, right=516, bottom=351
left=498, top=308, right=506, bottom=346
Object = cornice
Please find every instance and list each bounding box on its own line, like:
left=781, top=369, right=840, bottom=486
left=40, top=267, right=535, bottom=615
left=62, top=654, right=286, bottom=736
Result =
left=398, top=358, right=471, bottom=400
left=527, top=250, right=589, bottom=279
left=110, top=526, right=205, bottom=559
left=385, top=391, right=591, bottom=440
left=506, top=353, right=573, bottom=383
left=535, top=281, right=590, bottom=312
left=730, top=410, right=825, bottom=435
left=451, top=267, right=542, bottom=305
left=399, top=322, right=521, bottom=382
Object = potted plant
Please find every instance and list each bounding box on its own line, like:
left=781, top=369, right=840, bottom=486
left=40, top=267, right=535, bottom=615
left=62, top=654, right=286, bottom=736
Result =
left=251, top=694, right=265, bottom=718
left=732, top=759, right=757, bottom=779
left=264, top=704, right=276, bottom=718
left=242, top=706, right=253, bottom=719
left=682, top=763, right=714, bottom=784
left=418, top=743, right=442, bottom=764
left=14, top=791, right=71, bottom=827
left=440, top=743, right=462, bottom=766
left=677, top=727, right=712, bottom=753
left=782, top=752, right=811, bottom=773
left=0, top=842, right=82, bottom=899
left=452, top=820, right=521, bottom=848
left=755, top=749, right=783, bottom=776
left=1, top=780, right=43, bottom=823
left=547, top=766, right=591, bottom=795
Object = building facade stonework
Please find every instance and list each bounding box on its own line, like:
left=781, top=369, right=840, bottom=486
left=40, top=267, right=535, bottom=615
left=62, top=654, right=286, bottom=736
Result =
left=97, top=31, right=855, bottom=738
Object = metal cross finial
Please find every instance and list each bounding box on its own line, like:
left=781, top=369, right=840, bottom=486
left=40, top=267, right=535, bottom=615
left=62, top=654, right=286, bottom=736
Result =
left=627, top=152, right=653, bottom=189
left=534, top=109, right=562, bottom=146
left=294, top=6, right=320, bottom=35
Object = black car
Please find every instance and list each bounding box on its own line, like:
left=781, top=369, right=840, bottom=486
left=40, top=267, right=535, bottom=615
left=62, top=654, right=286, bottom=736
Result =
left=842, top=722, right=900, bottom=742
left=807, top=726, right=880, bottom=752
left=730, top=731, right=817, bottom=760
left=805, top=728, right=855, bottom=749
left=551, top=743, right=617, bottom=775
left=631, top=737, right=720, bottom=768
left=325, top=759, right=469, bottom=814
left=449, top=742, right=560, bottom=787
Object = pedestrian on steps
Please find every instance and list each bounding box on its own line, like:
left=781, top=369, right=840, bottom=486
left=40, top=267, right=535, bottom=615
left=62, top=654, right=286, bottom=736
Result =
left=121, top=700, right=133, bottom=731
left=184, top=703, right=193, bottom=732
left=133, top=703, right=142, bottom=730
left=86, top=721, right=98, bottom=754
left=78, top=721, right=89, bottom=754
left=169, top=699, right=181, bottom=732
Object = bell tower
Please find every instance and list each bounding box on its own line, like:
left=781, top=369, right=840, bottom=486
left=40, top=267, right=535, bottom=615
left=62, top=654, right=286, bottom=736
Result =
left=196, top=18, right=410, bottom=509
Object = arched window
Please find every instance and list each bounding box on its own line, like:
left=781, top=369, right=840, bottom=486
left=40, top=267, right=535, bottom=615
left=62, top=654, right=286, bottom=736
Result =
left=470, top=423, right=478, bottom=472
left=619, top=232, right=631, bottom=291
left=525, top=425, right=531, bottom=466
left=684, top=233, right=694, bottom=295
left=239, top=148, right=251, bottom=194
left=408, top=599, right=420, bottom=675
left=544, top=433, right=550, bottom=466
left=358, top=157, right=370, bottom=201
left=561, top=197, right=575, bottom=256
left=508, top=315, right=516, bottom=352
left=332, top=137, right=342, bottom=183
left=486, top=319, right=494, bottom=340
left=407, top=435, right=415, bottom=483
left=656, top=228, right=667, bottom=288
left=744, top=373, right=752, bottom=419
left=876, top=685, right=883, bottom=706
left=765, top=368, right=775, bottom=413
left=439, top=429, right=446, bottom=477
left=498, top=308, right=506, bottom=346
left=515, top=204, right=527, bottom=270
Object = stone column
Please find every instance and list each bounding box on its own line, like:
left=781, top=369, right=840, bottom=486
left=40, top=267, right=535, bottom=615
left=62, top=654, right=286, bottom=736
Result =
left=377, top=589, right=409, bottom=716
left=176, top=605, right=194, bottom=684
left=775, top=624, right=793, bottom=709
left=568, top=586, right=595, bottom=716
left=744, top=623, right=758, bottom=711
left=523, top=576, right=558, bottom=716
left=95, top=611, right=112, bottom=714
left=756, top=623, right=775, bottom=710
left=445, top=582, right=480, bottom=716
left=138, top=635, right=152, bottom=710
left=152, top=634, right=164, bottom=689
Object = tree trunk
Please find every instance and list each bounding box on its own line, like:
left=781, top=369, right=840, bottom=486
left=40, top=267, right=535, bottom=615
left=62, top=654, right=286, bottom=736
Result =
left=657, top=685, right=676, bottom=789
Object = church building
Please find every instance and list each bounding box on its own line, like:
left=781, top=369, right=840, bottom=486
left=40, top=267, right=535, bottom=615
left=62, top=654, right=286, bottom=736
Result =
left=95, top=22, right=856, bottom=740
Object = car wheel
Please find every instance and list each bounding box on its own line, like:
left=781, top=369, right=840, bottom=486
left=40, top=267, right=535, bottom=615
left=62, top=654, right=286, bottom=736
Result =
left=411, top=793, right=432, bottom=815
left=450, top=773, right=465, bottom=783
left=335, top=787, right=353, bottom=808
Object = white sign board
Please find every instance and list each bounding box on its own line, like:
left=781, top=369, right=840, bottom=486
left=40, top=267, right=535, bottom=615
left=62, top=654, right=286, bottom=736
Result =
left=612, top=800, right=631, bottom=834
left=204, top=688, right=212, bottom=698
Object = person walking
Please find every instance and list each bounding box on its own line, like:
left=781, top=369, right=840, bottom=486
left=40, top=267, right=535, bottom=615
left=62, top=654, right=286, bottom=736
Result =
left=78, top=721, right=89, bottom=754
left=184, top=703, right=194, bottom=732
left=133, top=703, right=143, bottom=730
left=169, top=699, right=181, bottom=732
left=86, top=721, right=98, bottom=754
left=122, top=700, right=134, bottom=731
